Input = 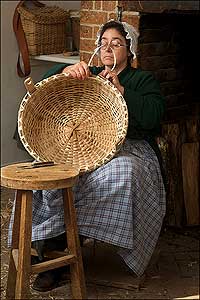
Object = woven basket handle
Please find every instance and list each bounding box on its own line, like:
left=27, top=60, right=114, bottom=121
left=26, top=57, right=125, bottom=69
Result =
left=13, top=0, right=45, bottom=78
left=24, top=77, right=36, bottom=95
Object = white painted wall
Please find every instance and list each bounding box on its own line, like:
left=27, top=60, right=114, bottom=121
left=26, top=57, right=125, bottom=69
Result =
left=1, top=1, right=80, bottom=166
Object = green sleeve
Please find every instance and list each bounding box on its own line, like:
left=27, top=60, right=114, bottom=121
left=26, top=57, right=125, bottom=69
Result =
left=41, top=64, right=104, bottom=80
left=123, top=70, right=165, bottom=133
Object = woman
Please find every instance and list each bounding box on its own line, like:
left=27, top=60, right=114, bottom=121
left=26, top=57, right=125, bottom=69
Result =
left=9, top=19, right=166, bottom=291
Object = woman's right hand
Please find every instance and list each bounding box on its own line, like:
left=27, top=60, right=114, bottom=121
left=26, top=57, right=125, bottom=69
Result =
left=62, top=61, right=91, bottom=80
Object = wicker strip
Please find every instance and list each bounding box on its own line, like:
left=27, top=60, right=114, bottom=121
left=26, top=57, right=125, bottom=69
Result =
left=18, top=75, right=128, bottom=173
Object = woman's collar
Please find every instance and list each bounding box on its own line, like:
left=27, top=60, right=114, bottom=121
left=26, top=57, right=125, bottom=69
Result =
left=117, top=64, right=132, bottom=78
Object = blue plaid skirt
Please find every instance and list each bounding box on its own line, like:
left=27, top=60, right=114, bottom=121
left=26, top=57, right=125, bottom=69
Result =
left=8, top=139, right=166, bottom=276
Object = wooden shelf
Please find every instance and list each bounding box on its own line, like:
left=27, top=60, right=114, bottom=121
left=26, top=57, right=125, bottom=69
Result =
left=31, top=53, right=80, bottom=64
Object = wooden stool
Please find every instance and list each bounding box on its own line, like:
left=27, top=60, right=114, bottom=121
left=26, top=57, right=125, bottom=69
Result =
left=1, top=162, right=87, bottom=300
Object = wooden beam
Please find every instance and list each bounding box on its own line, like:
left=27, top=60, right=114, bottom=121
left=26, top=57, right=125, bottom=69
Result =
left=182, top=142, right=199, bottom=225
left=119, top=1, right=199, bottom=13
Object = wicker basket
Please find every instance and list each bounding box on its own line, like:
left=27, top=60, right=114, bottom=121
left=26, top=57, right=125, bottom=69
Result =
left=18, top=74, right=128, bottom=173
left=17, top=3, right=69, bottom=56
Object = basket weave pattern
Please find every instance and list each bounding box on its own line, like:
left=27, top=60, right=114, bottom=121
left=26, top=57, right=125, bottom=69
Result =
left=18, top=5, right=69, bottom=55
left=18, top=75, right=128, bottom=173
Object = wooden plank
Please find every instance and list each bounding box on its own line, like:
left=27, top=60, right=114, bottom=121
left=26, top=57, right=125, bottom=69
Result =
left=31, top=247, right=70, bottom=259
left=15, top=190, right=32, bottom=300
left=31, top=254, right=76, bottom=274
left=63, top=187, right=87, bottom=299
left=12, top=249, right=19, bottom=270
left=6, top=190, right=22, bottom=299
left=182, top=142, right=199, bottom=225
left=185, top=119, right=200, bottom=142
left=161, top=123, right=185, bottom=226
left=6, top=252, right=18, bottom=299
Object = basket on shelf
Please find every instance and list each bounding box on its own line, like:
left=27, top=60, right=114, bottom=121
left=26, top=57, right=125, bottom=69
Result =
left=18, top=74, right=128, bottom=173
left=17, top=2, right=69, bottom=55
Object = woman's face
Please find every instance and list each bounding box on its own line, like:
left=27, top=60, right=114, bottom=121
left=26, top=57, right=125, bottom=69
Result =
left=100, top=28, right=129, bottom=71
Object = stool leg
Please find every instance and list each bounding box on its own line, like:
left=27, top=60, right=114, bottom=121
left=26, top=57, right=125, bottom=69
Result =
left=15, top=190, right=32, bottom=300
left=6, top=190, right=22, bottom=299
left=63, top=188, right=87, bottom=300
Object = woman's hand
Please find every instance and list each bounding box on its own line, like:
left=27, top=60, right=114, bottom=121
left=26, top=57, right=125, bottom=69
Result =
left=62, top=61, right=91, bottom=80
left=99, top=69, right=124, bottom=95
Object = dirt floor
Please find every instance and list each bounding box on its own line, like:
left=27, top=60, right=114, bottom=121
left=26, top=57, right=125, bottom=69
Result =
left=1, top=187, right=199, bottom=300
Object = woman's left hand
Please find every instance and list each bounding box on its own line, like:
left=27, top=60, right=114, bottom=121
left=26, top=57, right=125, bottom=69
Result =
left=99, top=70, right=124, bottom=95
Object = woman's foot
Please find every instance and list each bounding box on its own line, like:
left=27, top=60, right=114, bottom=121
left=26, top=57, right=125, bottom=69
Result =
left=32, top=266, right=70, bottom=292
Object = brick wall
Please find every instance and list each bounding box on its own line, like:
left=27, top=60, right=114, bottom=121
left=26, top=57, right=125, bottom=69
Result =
left=80, top=0, right=140, bottom=68
left=137, top=13, right=198, bottom=112
left=137, top=13, right=185, bottom=109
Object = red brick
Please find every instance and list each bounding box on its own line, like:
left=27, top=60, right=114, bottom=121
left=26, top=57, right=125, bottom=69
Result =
left=93, top=26, right=101, bottom=39
left=81, top=1, right=93, bottom=10
left=80, top=38, right=96, bottom=52
left=81, top=11, right=107, bottom=25
left=119, top=0, right=140, bottom=11
left=108, top=13, right=117, bottom=20
left=94, top=1, right=102, bottom=10
left=122, top=14, right=140, bottom=29
left=107, top=13, right=139, bottom=27
left=102, top=1, right=117, bottom=11
left=80, top=25, right=93, bottom=39
left=80, top=52, right=92, bottom=63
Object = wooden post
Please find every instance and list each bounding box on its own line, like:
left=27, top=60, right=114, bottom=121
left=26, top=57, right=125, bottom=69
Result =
left=15, top=190, right=32, bottom=299
left=182, top=142, right=199, bottom=225
left=63, top=188, right=87, bottom=299
left=162, top=122, right=185, bottom=226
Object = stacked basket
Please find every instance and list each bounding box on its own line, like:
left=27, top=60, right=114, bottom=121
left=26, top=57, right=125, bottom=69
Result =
left=17, top=3, right=69, bottom=55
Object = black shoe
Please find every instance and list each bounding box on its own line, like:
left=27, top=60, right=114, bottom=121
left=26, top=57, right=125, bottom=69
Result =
left=32, top=266, right=70, bottom=292
left=31, top=255, right=40, bottom=265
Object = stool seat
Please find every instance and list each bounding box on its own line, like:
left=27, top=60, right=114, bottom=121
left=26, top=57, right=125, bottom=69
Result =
left=1, top=162, right=79, bottom=190
left=1, top=162, right=87, bottom=299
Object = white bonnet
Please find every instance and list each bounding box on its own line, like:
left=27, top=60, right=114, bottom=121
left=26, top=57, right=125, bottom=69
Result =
left=95, top=19, right=139, bottom=59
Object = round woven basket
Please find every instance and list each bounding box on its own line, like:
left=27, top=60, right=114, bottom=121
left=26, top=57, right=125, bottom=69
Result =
left=18, top=74, right=128, bottom=173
